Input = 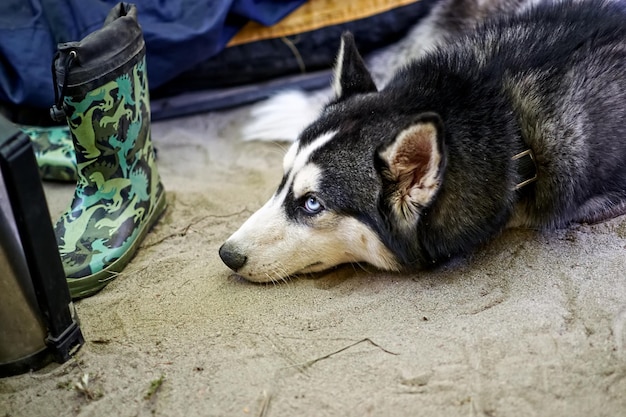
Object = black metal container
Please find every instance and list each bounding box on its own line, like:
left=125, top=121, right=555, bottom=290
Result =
left=0, top=115, right=84, bottom=377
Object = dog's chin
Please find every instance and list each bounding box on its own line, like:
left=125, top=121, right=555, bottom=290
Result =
left=232, top=261, right=336, bottom=284
left=295, top=261, right=327, bottom=274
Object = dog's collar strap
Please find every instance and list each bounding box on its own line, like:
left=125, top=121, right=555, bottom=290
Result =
left=512, top=149, right=538, bottom=191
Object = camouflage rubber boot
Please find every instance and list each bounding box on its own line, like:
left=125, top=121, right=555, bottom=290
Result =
left=50, top=3, right=166, bottom=299
left=20, top=125, right=77, bottom=182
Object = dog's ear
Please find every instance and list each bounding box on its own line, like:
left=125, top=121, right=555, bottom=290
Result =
left=332, top=32, right=377, bottom=100
left=379, top=112, right=446, bottom=227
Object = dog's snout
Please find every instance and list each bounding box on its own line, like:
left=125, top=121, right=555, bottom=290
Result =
left=219, top=242, right=247, bottom=271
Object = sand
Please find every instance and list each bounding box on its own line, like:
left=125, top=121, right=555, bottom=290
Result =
left=1, top=106, right=626, bottom=417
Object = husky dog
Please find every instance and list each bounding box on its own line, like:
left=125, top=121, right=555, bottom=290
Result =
left=219, top=0, right=626, bottom=282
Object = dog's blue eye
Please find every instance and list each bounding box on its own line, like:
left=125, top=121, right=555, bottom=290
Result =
left=303, top=196, right=323, bottom=214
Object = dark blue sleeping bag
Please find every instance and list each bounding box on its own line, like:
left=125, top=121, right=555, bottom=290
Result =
left=0, top=0, right=304, bottom=109
left=0, top=0, right=435, bottom=122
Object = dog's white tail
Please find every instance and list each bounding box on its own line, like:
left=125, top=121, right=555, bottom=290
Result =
left=241, top=89, right=331, bottom=142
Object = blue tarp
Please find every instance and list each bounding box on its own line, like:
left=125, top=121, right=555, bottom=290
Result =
left=0, top=0, right=306, bottom=109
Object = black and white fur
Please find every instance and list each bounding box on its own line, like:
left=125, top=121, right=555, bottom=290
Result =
left=220, top=0, right=626, bottom=282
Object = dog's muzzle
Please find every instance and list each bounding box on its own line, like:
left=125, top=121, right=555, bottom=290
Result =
left=218, top=242, right=247, bottom=271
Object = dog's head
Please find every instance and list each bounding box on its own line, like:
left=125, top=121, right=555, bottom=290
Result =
left=220, top=33, right=447, bottom=282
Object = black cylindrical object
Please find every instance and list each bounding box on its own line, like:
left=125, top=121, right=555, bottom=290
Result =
left=0, top=115, right=84, bottom=377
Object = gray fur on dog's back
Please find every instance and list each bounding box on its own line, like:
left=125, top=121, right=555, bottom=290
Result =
left=335, top=0, right=626, bottom=266
left=484, top=2, right=626, bottom=228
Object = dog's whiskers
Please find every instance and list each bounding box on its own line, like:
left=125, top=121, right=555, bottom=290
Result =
left=352, top=262, right=371, bottom=274
left=267, top=141, right=290, bottom=157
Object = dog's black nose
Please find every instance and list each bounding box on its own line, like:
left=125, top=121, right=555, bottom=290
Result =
left=219, top=243, right=247, bottom=271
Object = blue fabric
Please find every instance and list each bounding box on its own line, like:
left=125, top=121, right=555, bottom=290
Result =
left=0, top=0, right=306, bottom=108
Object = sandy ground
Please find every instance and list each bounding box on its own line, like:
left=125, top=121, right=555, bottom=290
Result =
left=1, top=106, right=626, bottom=417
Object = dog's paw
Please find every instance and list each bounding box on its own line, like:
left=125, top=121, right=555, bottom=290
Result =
left=241, top=89, right=328, bottom=142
